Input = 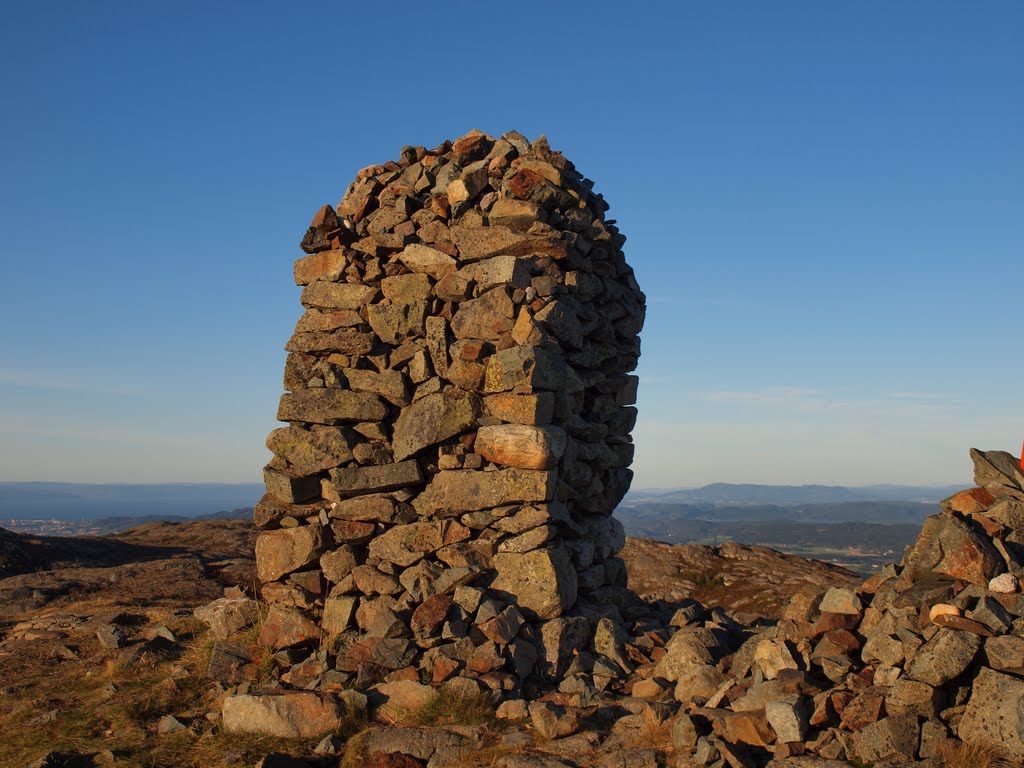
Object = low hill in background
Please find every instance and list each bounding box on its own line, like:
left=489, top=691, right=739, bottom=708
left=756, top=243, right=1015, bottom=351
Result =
left=0, top=482, right=262, bottom=522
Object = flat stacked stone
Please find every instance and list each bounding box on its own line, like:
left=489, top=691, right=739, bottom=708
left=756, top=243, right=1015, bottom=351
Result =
left=252, top=130, right=644, bottom=698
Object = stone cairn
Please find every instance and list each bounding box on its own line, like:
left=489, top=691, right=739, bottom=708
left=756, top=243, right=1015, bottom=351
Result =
left=252, top=130, right=645, bottom=700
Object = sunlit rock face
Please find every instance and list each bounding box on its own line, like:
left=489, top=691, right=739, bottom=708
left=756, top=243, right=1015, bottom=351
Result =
left=254, top=130, right=644, bottom=693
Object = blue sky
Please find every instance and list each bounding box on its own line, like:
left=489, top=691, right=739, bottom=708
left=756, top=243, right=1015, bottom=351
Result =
left=0, top=2, right=1020, bottom=487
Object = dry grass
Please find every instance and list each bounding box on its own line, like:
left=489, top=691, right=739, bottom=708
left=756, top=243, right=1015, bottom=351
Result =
left=411, top=687, right=495, bottom=727
left=0, top=614, right=364, bottom=768
left=624, top=706, right=674, bottom=752
left=941, top=740, right=1016, bottom=768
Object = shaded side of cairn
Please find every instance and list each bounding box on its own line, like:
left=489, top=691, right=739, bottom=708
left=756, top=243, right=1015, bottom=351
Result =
left=252, top=131, right=645, bottom=699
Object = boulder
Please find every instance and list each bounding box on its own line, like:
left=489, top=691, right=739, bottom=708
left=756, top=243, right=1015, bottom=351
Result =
left=905, top=628, right=981, bottom=686
left=194, top=597, right=259, bottom=639
left=475, top=424, right=567, bottom=470
left=958, top=666, right=1024, bottom=759
left=902, top=512, right=1002, bottom=586
left=491, top=546, right=578, bottom=619
left=222, top=693, right=343, bottom=737
left=255, top=524, right=326, bottom=583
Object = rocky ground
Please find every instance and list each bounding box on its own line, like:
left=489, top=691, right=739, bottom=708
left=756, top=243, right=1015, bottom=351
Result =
left=0, top=518, right=857, bottom=768
left=5, top=449, right=1024, bottom=768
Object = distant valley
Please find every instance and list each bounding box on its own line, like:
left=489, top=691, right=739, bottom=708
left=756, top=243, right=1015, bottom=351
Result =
left=618, top=482, right=959, bottom=573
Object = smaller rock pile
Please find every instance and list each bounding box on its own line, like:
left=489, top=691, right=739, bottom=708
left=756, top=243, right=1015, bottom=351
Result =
left=656, top=447, right=1024, bottom=766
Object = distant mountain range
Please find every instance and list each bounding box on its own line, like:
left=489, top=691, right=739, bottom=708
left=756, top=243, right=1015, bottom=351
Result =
left=0, top=482, right=263, bottom=521
left=624, top=482, right=962, bottom=506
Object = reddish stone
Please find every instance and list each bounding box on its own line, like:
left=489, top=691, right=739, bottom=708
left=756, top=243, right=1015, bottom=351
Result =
left=310, top=204, right=338, bottom=230
left=811, top=612, right=861, bottom=636
left=431, top=657, right=461, bottom=683
left=356, top=164, right=385, bottom=180
left=467, top=642, right=504, bottom=674
left=945, top=486, right=995, bottom=514
left=970, top=513, right=1005, bottom=538
left=451, top=132, right=492, bottom=166
left=715, top=711, right=774, bottom=748
left=904, top=513, right=1001, bottom=587
left=840, top=690, right=885, bottom=731
left=508, top=168, right=546, bottom=201
left=258, top=607, right=320, bottom=650
left=429, top=195, right=450, bottom=219
left=294, top=249, right=348, bottom=285
left=629, top=644, right=654, bottom=665
left=932, top=613, right=994, bottom=636
left=443, top=521, right=472, bottom=545
left=411, top=593, right=453, bottom=638
left=822, top=629, right=861, bottom=654
left=458, top=341, right=486, bottom=361
left=331, top=520, right=377, bottom=544
left=385, top=667, right=420, bottom=683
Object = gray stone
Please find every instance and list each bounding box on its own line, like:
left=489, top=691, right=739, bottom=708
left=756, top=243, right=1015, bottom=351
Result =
left=278, top=389, right=388, bottom=425
left=885, top=678, right=940, bottom=717
left=324, top=461, right=422, bottom=499
left=972, top=447, right=1024, bottom=501
left=851, top=715, right=920, bottom=764
left=266, top=425, right=354, bottom=474
left=818, top=587, right=862, bottom=615
left=491, top=545, right=578, bottom=619
left=539, top=616, right=591, bottom=679
left=413, top=468, right=557, bottom=516
left=653, top=628, right=720, bottom=682
left=391, top=391, right=480, bottom=460
left=483, top=345, right=583, bottom=394
left=905, top=628, right=981, bottom=686
left=765, top=694, right=809, bottom=743
left=450, top=287, right=515, bottom=341
left=984, top=634, right=1024, bottom=673
left=528, top=701, right=579, bottom=740
left=367, top=521, right=447, bottom=567
left=194, top=597, right=259, bottom=639
left=96, top=624, right=126, bottom=649
left=300, top=281, right=377, bottom=310
left=367, top=300, right=428, bottom=345
left=958, top=666, right=1024, bottom=759
left=343, top=368, right=410, bottom=407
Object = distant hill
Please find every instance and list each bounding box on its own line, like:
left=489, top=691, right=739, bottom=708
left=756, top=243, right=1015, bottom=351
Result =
left=0, top=482, right=263, bottom=521
left=624, top=482, right=962, bottom=506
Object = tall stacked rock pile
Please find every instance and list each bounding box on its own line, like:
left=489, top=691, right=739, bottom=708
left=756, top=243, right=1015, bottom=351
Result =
left=251, top=131, right=645, bottom=700
left=656, top=447, right=1024, bottom=766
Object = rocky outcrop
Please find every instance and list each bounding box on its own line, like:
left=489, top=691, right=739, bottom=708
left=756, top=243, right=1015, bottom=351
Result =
left=646, top=447, right=1024, bottom=766
left=248, top=130, right=646, bottom=709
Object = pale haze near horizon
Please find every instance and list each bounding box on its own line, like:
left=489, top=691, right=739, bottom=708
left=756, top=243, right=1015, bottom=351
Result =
left=0, top=3, right=1020, bottom=490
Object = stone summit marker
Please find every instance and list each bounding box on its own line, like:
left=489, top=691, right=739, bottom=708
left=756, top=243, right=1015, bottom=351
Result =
left=247, top=130, right=645, bottom=718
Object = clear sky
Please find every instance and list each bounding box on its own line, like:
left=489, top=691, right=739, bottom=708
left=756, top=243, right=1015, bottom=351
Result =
left=0, top=2, right=1020, bottom=488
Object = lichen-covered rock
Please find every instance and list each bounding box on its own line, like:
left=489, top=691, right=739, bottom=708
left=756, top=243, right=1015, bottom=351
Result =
left=255, top=524, right=326, bottom=582
left=491, top=546, right=577, bottom=619
left=222, top=693, right=343, bottom=737
left=958, top=666, right=1024, bottom=759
